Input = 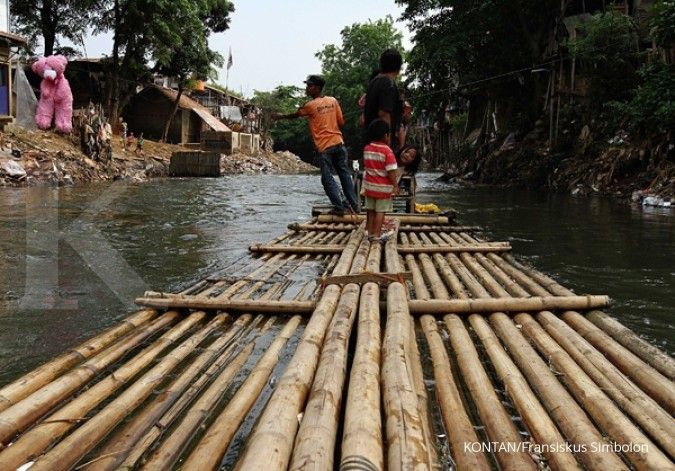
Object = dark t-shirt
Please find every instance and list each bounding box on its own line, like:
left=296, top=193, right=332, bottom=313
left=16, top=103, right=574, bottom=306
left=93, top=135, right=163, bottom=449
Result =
left=363, top=74, right=403, bottom=152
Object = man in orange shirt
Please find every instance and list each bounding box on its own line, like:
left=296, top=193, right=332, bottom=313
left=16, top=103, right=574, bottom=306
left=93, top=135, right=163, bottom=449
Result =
left=274, top=75, right=358, bottom=215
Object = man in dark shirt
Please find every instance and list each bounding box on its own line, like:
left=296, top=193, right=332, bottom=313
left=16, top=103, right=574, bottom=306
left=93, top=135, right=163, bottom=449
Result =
left=363, top=49, right=404, bottom=153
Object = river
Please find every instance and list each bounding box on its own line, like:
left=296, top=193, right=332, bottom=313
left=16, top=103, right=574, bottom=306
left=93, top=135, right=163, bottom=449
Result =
left=1, top=174, right=673, bottom=384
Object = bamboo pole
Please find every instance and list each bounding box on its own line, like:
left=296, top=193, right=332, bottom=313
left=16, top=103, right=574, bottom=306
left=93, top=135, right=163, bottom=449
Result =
left=419, top=316, right=490, bottom=470
left=183, top=316, right=302, bottom=471
left=0, top=312, right=179, bottom=447
left=407, top=295, right=609, bottom=314
left=290, top=238, right=370, bottom=470
left=469, top=315, right=580, bottom=471
left=0, top=311, right=204, bottom=470
left=289, top=223, right=479, bottom=233
left=234, top=227, right=365, bottom=471
left=141, top=341, right=255, bottom=470
left=561, top=311, right=675, bottom=414
left=381, top=220, right=434, bottom=470
left=537, top=311, right=675, bottom=457
left=587, top=310, right=675, bottom=380
left=29, top=314, right=230, bottom=471
left=0, top=309, right=157, bottom=413
left=382, top=282, right=431, bottom=470
left=135, top=296, right=315, bottom=313
left=249, top=244, right=346, bottom=254
left=341, top=278, right=383, bottom=471
left=316, top=214, right=450, bottom=224
left=405, top=318, right=440, bottom=469
left=122, top=316, right=274, bottom=470
left=399, top=244, right=511, bottom=254
left=489, top=313, right=628, bottom=471
left=85, top=315, right=253, bottom=471
left=444, top=314, right=538, bottom=470
left=515, top=313, right=673, bottom=471
left=493, top=254, right=675, bottom=410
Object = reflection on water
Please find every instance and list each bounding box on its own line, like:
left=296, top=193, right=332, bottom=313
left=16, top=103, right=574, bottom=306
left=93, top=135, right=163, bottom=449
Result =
left=0, top=174, right=673, bottom=382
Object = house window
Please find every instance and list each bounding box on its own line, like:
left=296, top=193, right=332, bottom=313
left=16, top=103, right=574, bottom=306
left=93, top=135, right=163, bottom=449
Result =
left=0, top=0, right=8, bottom=33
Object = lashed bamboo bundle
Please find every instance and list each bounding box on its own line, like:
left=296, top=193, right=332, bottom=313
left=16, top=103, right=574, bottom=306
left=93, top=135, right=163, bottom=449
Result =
left=340, top=238, right=383, bottom=470
left=381, top=220, right=436, bottom=470
left=0, top=311, right=206, bottom=470
left=419, top=316, right=490, bottom=470
left=405, top=234, right=535, bottom=469
left=235, top=226, right=365, bottom=470
left=489, top=313, right=629, bottom=470
left=340, top=280, right=383, bottom=471
left=290, top=237, right=370, bottom=469
left=85, top=315, right=253, bottom=470
left=181, top=315, right=302, bottom=470
left=536, top=311, right=675, bottom=457
left=120, top=316, right=273, bottom=470
left=0, top=308, right=157, bottom=414
left=0, top=311, right=181, bottom=448
left=29, top=313, right=230, bottom=471
left=409, top=234, right=608, bottom=470
left=495, top=253, right=675, bottom=413
left=516, top=313, right=673, bottom=470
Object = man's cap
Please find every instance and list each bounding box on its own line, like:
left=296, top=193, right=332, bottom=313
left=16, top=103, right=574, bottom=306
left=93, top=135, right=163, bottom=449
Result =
left=304, top=75, right=325, bottom=87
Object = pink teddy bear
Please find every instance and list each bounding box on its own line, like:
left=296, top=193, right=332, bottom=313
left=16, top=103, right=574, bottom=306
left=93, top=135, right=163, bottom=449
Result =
left=31, top=55, right=74, bottom=133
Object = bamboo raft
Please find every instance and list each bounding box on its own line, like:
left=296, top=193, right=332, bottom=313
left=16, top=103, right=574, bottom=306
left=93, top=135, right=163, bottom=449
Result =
left=1, top=212, right=674, bottom=471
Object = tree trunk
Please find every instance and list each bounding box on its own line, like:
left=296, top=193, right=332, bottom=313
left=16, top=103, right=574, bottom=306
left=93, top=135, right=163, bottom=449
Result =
left=107, top=0, right=121, bottom=123
left=162, top=87, right=183, bottom=143
left=41, top=0, right=56, bottom=56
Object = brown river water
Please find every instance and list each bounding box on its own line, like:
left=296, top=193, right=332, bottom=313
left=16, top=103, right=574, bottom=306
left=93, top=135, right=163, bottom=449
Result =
left=1, top=173, right=673, bottom=385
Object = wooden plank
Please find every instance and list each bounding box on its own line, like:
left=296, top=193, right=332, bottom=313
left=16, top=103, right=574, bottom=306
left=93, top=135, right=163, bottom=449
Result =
left=320, top=271, right=412, bottom=286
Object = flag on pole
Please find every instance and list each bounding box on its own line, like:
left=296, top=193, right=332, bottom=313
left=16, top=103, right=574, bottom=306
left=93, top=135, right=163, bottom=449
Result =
left=227, top=48, right=233, bottom=70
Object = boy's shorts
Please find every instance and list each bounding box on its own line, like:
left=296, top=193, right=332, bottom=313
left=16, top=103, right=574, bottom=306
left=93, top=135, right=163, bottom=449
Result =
left=364, top=196, right=393, bottom=213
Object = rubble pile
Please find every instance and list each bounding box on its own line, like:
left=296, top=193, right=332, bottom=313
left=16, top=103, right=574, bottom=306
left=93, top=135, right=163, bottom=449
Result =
left=0, top=126, right=173, bottom=187
left=220, top=150, right=315, bottom=174
left=0, top=126, right=316, bottom=187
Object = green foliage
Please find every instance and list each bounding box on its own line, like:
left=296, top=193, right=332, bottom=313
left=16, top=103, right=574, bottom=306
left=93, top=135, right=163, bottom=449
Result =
left=398, top=0, right=559, bottom=122
left=316, top=17, right=404, bottom=153
left=650, top=0, right=675, bottom=48
left=608, top=62, right=675, bottom=135
left=569, top=12, right=639, bottom=111
left=11, top=0, right=97, bottom=56
left=252, top=86, right=314, bottom=159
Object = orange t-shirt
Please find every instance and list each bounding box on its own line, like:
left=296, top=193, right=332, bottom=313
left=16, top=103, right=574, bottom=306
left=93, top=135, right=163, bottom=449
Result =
left=297, top=96, right=344, bottom=152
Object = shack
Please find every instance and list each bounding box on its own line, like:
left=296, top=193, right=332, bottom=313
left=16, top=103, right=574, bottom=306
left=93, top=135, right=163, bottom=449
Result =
left=124, top=85, right=230, bottom=144
left=0, top=0, right=27, bottom=125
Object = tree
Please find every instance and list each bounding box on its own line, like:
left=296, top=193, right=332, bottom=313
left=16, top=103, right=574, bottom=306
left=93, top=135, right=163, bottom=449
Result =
left=397, top=0, right=560, bottom=136
left=316, top=17, right=404, bottom=154
left=11, top=0, right=97, bottom=56
left=251, top=85, right=314, bottom=160
left=95, top=0, right=233, bottom=127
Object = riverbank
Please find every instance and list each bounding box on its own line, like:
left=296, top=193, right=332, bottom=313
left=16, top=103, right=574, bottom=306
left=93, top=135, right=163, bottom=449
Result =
left=0, top=127, right=315, bottom=187
left=444, top=124, right=674, bottom=206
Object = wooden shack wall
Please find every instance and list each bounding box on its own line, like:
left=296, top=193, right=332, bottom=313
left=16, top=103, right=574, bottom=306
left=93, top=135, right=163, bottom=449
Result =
left=124, top=88, right=202, bottom=144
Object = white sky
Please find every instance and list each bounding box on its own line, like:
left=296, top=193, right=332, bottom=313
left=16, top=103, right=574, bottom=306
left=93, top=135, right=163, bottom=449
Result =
left=81, top=0, right=412, bottom=98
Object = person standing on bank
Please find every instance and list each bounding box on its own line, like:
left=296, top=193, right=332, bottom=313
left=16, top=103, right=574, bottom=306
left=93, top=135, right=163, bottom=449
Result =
left=273, top=75, right=358, bottom=215
left=363, top=49, right=404, bottom=154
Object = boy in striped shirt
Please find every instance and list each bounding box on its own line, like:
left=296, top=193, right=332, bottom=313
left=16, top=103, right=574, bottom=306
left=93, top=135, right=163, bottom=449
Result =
left=363, top=119, right=399, bottom=241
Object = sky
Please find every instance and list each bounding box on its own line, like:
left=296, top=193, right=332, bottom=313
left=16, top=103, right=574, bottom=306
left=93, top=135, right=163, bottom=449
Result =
left=82, top=0, right=412, bottom=98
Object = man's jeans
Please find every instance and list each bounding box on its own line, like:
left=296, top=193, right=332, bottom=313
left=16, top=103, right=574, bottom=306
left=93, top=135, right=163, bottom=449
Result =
left=318, top=145, right=358, bottom=212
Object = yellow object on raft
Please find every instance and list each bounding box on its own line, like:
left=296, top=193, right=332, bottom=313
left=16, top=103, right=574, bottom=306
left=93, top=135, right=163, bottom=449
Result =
left=415, top=202, right=441, bottom=214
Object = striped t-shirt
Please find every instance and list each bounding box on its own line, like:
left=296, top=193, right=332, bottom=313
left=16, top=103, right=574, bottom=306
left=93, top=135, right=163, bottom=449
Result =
left=363, top=142, right=397, bottom=199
